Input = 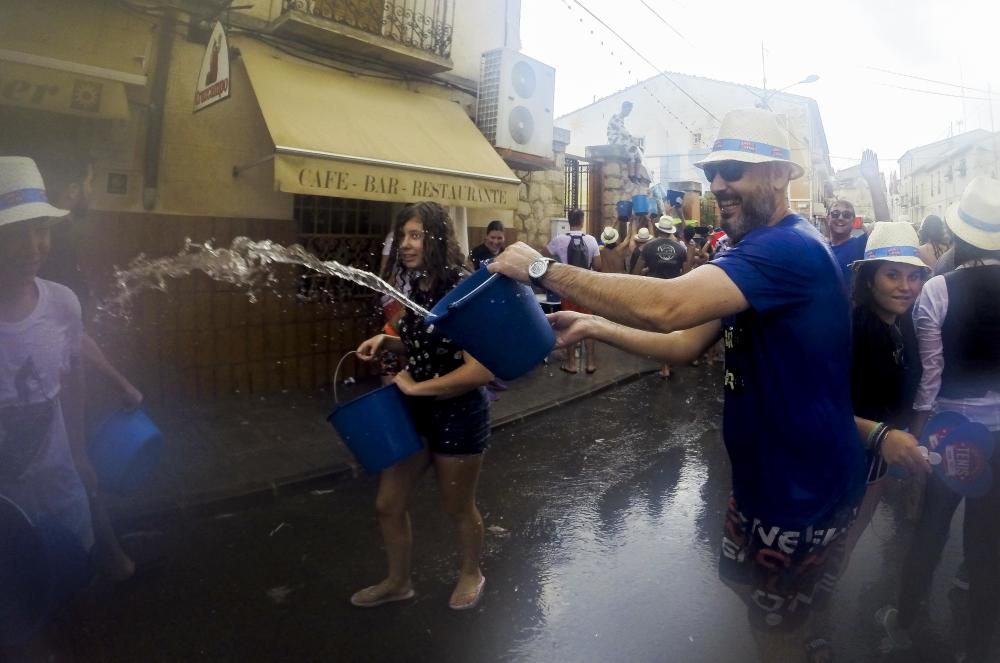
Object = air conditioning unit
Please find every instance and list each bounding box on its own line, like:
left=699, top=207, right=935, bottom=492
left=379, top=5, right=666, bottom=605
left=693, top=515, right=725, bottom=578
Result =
left=476, top=49, right=555, bottom=160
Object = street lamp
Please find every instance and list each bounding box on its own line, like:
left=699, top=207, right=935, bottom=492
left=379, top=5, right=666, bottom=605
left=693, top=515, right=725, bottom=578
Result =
left=753, top=74, right=820, bottom=110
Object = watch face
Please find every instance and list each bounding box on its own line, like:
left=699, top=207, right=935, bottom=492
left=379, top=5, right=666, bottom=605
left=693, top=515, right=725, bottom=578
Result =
left=529, top=260, right=547, bottom=279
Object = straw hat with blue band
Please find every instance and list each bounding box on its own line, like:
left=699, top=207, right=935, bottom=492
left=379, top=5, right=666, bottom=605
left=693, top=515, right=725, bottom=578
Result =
left=0, top=156, right=70, bottom=228
left=850, top=221, right=930, bottom=270
left=945, top=176, right=1000, bottom=251
left=693, top=108, right=805, bottom=180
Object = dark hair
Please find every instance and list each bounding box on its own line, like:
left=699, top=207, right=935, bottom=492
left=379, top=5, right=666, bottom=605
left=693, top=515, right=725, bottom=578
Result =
left=918, top=215, right=947, bottom=245
left=568, top=208, right=585, bottom=228
left=953, top=235, right=1000, bottom=267
left=389, top=202, right=466, bottom=302
left=486, top=220, right=505, bottom=234
left=851, top=260, right=928, bottom=310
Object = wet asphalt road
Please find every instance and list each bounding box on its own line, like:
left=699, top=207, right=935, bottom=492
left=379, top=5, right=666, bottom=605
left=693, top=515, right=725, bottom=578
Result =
left=72, top=366, right=988, bottom=663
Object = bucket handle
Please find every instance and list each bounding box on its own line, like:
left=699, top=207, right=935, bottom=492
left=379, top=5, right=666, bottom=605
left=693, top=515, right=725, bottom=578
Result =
left=445, top=272, right=500, bottom=314
left=332, top=351, right=358, bottom=404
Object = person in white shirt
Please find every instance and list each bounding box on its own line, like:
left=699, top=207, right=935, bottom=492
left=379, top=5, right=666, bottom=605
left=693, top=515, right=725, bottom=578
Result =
left=882, top=177, right=1000, bottom=663
left=546, top=208, right=601, bottom=373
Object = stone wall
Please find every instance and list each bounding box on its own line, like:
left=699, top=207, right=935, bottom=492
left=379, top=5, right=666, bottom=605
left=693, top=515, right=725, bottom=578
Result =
left=514, top=148, right=568, bottom=249
left=588, top=144, right=649, bottom=231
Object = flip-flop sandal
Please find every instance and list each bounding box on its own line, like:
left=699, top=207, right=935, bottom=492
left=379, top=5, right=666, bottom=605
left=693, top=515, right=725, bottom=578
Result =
left=449, top=576, right=485, bottom=611
left=350, top=586, right=415, bottom=608
left=559, top=366, right=578, bottom=374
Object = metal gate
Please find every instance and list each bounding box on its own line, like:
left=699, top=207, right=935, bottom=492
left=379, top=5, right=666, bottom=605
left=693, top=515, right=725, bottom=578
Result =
left=564, top=157, right=590, bottom=218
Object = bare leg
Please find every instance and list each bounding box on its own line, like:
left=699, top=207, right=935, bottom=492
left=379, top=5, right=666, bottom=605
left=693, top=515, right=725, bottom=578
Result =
left=90, top=493, right=134, bottom=582
left=843, top=480, right=885, bottom=563
left=434, top=453, right=485, bottom=607
left=562, top=343, right=579, bottom=373
left=351, top=449, right=430, bottom=604
left=584, top=339, right=597, bottom=373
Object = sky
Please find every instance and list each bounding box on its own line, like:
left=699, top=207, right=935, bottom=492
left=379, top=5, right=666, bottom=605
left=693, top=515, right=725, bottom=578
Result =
left=519, top=0, right=1000, bottom=175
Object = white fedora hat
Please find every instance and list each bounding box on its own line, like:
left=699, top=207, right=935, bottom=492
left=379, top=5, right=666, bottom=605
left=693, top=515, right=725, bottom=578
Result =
left=655, top=215, right=677, bottom=234
left=0, top=156, right=69, bottom=228
left=945, top=176, right=1000, bottom=251
left=851, top=221, right=929, bottom=270
left=634, top=227, right=652, bottom=243
left=694, top=108, right=805, bottom=180
left=600, top=226, right=620, bottom=245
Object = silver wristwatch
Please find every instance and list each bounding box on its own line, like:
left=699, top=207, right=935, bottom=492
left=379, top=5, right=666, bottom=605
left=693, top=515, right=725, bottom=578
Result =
left=528, top=257, right=556, bottom=287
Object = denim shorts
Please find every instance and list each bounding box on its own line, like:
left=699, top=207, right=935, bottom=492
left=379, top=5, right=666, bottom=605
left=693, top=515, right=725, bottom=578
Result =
left=407, top=387, right=490, bottom=455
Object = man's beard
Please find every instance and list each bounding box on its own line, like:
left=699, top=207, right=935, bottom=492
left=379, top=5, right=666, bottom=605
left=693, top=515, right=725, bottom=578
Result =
left=718, top=186, right=777, bottom=245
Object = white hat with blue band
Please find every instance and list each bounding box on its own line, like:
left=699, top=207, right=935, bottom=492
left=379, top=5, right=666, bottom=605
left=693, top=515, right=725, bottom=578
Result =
left=851, top=221, right=929, bottom=270
left=693, top=108, right=805, bottom=180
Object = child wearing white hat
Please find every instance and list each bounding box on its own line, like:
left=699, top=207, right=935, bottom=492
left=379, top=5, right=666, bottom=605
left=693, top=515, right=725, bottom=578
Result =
left=0, top=157, right=95, bottom=577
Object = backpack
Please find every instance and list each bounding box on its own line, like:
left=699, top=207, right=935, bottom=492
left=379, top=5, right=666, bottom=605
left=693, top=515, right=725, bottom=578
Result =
left=565, top=233, right=591, bottom=268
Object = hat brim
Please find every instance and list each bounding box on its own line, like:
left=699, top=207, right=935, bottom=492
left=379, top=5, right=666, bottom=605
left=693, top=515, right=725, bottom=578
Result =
left=850, top=255, right=930, bottom=270
left=693, top=150, right=805, bottom=180
left=0, top=201, right=70, bottom=228
left=945, top=202, right=1000, bottom=251
left=654, top=224, right=676, bottom=234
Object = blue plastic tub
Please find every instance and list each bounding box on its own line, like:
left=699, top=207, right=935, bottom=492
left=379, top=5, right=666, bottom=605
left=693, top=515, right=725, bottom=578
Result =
left=328, top=384, right=423, bottom=473
left=631, top=194, right=650, bottom=215
left=88, top=408, right=165, bottom=496
left=426, top=268, right=555, bottom=381
left=615, top=200, right=633, bottom=220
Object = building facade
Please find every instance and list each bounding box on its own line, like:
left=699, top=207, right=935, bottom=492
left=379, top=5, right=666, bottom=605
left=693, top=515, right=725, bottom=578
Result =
left=894, top=129, right=1000, bottom=225
left=0, top=0, right=564, bottom=404
left=556, top=73, right=833, bottom=222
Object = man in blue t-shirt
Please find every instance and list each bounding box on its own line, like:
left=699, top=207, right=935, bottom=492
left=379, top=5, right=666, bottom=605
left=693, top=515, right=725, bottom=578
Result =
left=828, top=199, right=866, bottom=282
left=490, top=109, right=928, bottom=660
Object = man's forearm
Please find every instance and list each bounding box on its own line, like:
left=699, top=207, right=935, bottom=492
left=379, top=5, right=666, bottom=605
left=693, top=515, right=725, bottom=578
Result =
left=591, top=317, right=720, bottom=364
left=542, top=263, right=685, bottom=331
left=865, top=175, right=892, bottom=222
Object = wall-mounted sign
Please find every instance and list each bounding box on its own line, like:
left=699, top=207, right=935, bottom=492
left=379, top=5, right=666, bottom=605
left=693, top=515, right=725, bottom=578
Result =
left=193, top=22, right=230, bottom=112
left=0, top=58, right=129, bottom=119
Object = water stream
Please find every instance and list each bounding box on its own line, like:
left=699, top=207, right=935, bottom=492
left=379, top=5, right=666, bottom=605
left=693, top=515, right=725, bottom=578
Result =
left=101, top=236, right=431, bottom=318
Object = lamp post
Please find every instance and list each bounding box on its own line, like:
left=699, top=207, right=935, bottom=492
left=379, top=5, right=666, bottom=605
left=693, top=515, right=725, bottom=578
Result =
left=754, top=74, right=820, bottom=110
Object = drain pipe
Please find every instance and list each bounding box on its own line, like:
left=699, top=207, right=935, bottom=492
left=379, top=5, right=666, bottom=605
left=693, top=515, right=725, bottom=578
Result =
left=143, top=11, right=176, bottom=210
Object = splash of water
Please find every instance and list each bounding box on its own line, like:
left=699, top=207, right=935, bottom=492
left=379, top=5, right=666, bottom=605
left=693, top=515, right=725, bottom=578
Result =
left=101, top=236, right=431, bottom=318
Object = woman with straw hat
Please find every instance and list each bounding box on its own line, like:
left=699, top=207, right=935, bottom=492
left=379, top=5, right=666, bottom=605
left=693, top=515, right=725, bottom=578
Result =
left=880, top=176, right=1000, bottom=662
left=842, top=222, right=929, bottom=560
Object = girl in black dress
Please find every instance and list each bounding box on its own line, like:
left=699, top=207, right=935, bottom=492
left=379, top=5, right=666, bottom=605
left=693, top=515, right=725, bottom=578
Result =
left=351, top=202, right=494, bottom=611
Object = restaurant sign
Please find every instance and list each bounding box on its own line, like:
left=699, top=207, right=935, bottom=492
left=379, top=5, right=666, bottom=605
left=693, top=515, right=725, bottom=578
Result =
left=194, top=22, right=230, bottom=112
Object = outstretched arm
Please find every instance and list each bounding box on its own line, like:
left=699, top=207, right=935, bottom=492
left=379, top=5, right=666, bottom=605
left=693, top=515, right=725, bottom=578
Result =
left=489, top=242, right=748, bottom=333
left=860, top=149, right=891, bottom=222
left=550, top=312, right=721, bottom=364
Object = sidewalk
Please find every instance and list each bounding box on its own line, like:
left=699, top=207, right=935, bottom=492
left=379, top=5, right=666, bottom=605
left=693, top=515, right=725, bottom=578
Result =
left=108, top=347, right=658, bottom=519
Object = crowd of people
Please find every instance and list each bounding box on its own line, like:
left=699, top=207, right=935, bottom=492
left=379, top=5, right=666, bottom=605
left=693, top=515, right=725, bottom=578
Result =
left=2, top=103, right=998, bottom=663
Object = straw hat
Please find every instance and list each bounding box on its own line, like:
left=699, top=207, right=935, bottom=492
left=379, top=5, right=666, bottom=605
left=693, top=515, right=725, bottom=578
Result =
left=693, top=109, right=805, bottom=180
left=655, top=215, right=678, bottom=234
left=945, top=176, right=1000, bottom=251
left=600, top=226, right=620, bottom=245
left=851, top=221, right=929, bottom=270
left=0, top=157, right=69, bottom=228
left=634, top=227, right=652, bottom=243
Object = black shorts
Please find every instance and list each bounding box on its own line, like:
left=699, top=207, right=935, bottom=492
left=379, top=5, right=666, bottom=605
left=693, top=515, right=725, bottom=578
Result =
left=718, top=494, right=858, bottom=632
left=407, top=388, right=490, bottom=456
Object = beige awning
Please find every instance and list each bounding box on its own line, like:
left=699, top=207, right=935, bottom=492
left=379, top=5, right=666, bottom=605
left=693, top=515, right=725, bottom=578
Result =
left=0, top=58, right=129, bottom=120
left=238, top=39, right=521, bottom=211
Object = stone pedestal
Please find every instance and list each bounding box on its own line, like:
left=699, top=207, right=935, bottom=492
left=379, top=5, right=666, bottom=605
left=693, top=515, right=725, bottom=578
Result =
left=669, top=180, right=704, bottom=222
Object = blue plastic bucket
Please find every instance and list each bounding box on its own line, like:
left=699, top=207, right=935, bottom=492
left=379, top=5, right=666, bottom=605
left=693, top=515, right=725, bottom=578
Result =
left=615, top=200, right=633, bottom=220
left=328, top=383, right=423, bottom=473
left=88, top=408, right=164, bottom=496
left=425, top=268, right=555, bottom=381
left=631, top=194, right=650, bottom=215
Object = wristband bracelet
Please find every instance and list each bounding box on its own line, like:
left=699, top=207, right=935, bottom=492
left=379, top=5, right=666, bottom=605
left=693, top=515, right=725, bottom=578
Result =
left=866, top=422, right=887, bottom=451
left=873, top=425, right=892, bottom=459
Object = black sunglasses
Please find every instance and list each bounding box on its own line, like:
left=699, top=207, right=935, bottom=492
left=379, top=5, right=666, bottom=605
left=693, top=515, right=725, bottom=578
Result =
left=828, top=210, right=854, bottom=220
left=703, top=161, right=746, bottom=183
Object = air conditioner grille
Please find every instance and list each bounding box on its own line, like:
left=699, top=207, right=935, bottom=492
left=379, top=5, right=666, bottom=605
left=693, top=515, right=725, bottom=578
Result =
left=476, top=50, right=503, bottom=143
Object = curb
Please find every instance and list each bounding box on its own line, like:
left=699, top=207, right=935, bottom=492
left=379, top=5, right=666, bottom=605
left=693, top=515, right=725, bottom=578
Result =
left=110, top=367, right=657, bottom=527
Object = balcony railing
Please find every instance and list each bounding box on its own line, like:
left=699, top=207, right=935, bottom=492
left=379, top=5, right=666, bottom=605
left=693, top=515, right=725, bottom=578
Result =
left=282, top=0, right=454, bottom=59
